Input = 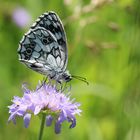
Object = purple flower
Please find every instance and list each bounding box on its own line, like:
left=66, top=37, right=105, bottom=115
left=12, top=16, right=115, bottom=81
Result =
left=8, top=82, right=81, bottom=134
left=12, top=7, right=31, bottom=28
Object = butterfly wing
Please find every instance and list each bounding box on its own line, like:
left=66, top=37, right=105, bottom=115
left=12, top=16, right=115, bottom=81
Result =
left=31, top=11, right=68, bottom=70
left=18, top=27, right=65, bottom=77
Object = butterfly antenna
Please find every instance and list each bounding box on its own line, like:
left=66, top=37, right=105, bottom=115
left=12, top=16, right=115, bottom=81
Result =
left=72, top=75, right=89, bottom=85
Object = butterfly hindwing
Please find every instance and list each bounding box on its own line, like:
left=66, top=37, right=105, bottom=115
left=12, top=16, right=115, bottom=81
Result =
left=18, top=27, right=65, bottom=76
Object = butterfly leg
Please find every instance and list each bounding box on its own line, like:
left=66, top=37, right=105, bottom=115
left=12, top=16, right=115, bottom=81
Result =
left=64, top=82, right=72, bottom=93
left=37, top=76, right=48, bottom=90
left=61, top=82, right=66, bottom=92
left=59, top=82, right=71, bottom=93
left=67, top=83, right=71, bottom=93
left=42, top=77, right=48, bottom=85
left=53, top=80, right=64, bottom=92
left=53, top=81, right=61, bottom=91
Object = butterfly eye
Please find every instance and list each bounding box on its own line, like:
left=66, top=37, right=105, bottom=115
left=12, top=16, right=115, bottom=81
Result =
left=26, top=48, right=32, bottom=55
left=64, top=75, right=71, bottom=82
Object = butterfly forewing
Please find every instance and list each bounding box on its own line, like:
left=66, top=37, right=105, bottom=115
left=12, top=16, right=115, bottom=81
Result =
left=31, top=11, right=68, bottom=70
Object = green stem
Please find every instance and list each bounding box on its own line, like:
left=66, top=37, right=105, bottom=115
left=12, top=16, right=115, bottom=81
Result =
left=38, top=113, right=46, bottom=140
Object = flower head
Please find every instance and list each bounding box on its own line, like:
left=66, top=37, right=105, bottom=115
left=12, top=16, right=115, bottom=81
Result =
left=8, top=83, right=81, bottom=134
left=12, top=7, right=31, bottom=28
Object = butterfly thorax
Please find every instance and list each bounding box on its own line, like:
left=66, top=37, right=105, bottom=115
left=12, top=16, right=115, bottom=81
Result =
left=50, top=70, right=72, bottom=83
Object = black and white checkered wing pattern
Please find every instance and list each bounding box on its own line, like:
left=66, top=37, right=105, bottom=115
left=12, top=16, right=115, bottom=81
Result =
left=18, top=11, right=68, bottom=78
left=18, top=27, right=65, bottom=76
left=31, top=11, right=68, bottom=70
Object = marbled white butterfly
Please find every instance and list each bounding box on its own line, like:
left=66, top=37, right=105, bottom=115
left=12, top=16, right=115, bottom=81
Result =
left=18, top=11, right=71, bottom=83
left=18, top=11, right=88, bottom=84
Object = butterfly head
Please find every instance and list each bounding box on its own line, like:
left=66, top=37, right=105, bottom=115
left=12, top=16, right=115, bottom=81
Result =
left=56, top=70, right=71, bottom=83
left=62, top=70, right=72, bottom=82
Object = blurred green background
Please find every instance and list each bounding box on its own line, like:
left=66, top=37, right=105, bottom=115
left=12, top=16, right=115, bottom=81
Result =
left=0, top=0, right=140, bottom=140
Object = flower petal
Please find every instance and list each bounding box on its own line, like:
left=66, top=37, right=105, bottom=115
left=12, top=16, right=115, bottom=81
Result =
left=22, top=83, right=30, bottom=94
left=46, top=115, right=53, bottom=126
left=12, top=117, right=16, bottom=125
left=8, top=115, right=16, bottom=124
left=55, top=121, right=61, bottom=134
left=69, top=117, right=76, bottom=129
left=8, top=110, right=18, bottom=123
left=34, top=106, right=41, bottom=115
left=23, top=113, right=31, bottom=128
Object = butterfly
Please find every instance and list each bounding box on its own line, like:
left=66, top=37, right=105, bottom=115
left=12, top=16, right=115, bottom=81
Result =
left=18, top=11, right=88, bottom=84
